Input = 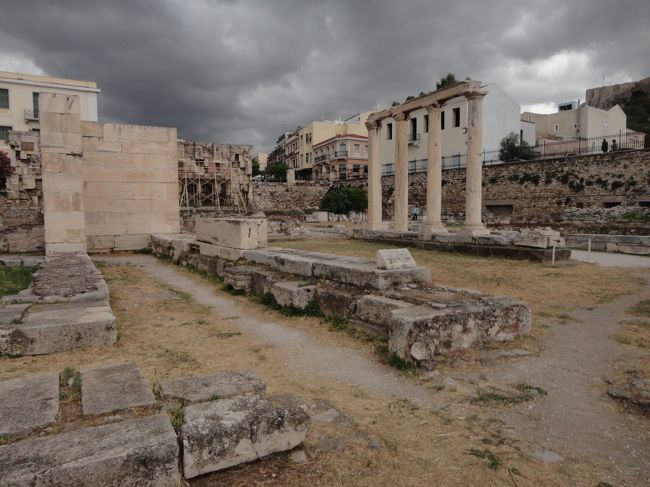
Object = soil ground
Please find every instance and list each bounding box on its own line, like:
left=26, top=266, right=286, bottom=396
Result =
left=1, top=241, right=648, bottom=486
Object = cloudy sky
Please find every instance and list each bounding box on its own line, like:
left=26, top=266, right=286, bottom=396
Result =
left=1, top=0, right=648, bottom=152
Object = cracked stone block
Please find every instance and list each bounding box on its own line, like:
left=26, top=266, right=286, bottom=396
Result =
left=181, top=393, right=310, bottom=479
left=4, top=305, right=117, bottom=356
left=353, top=295, right=412, bottom=333
left=0, top=303, right=30, bottom=326
left=223, top=266, right=256, bottom=292
left=271, top=281, right=317, bottom=309
left=0, top=372, right=59, bottom=436
left=388, top=298, right=532, bottom=366
left=80, top=362, right=155, bottom=415
left=161, top=370, right=266, bottom=404
left=0, top=414, right=180, bottom=486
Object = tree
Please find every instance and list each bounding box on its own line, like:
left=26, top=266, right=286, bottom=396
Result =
left=251, top=157, right=260, bottom=177
left=0, top=151, right=14, bottom=193
left=498, top=132, right=533, bottom=161
left=436, top=73, right=456, bottom=90
left=264, top=162, right=288, bottom=181
left=320, top=185, right=368, bottom=214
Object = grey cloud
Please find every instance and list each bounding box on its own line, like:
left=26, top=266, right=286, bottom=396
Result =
left=0, top=0, right=647, bottom=152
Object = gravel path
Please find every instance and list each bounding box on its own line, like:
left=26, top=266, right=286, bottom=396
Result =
left=490, top=271, right=650, bottom=484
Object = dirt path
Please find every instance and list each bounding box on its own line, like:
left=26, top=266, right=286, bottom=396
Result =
left=490, top=271, right=650, bottom=484
left=95, top=254, right=433, bottom=405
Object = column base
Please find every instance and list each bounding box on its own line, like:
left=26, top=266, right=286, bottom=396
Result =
left=367, top=220, right=386, bottom=231
left=462, top=224, right=490, bottom=236
left=421, top=223, right=448, bottom=237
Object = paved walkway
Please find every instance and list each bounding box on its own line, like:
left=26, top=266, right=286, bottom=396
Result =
left=572, top=250, right=650, bottom=267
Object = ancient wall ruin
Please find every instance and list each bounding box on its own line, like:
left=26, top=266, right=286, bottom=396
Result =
left=251, top=181, right=329, bottom=213
left=0, top=132, right=43, bottom=252
left=179, top=141, right=252, bottom=212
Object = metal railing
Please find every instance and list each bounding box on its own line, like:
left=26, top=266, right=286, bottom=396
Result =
left=408, top=133, right=421, bottom=144
left=314, top=154, right=328, bottom=163
left=333, top=150, right=349, bottom=159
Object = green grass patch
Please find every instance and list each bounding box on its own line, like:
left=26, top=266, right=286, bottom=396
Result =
left=168, top=406, right=185, bottom=431
left=516, top=383, right=548, bottom=396
left=0, top=265, right=34, bottom=298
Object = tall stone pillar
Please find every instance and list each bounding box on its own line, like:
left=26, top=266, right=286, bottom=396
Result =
left=464, top=94, right=489, bottom=235
left=365, top=121, right=383, bottom=230
left=423, top=105, right=447, bottom=236
left=393, top=112, right=409, bottom=233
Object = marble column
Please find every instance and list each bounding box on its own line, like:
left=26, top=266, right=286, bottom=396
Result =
left=365, top=121, right=383, bottom=230
left=423, top=104, right=447, bottom=236
left=464, top=94, right=489, bottom=235
left=393, top=112, right=409, bottom=233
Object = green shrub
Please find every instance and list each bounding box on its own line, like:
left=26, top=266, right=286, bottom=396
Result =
left=320, top=185, right=368, bottom=214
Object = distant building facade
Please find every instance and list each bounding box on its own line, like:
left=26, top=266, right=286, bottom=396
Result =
left=312, top=133, right=368, bottom=181
left=0, top=70, right=100, bottom=147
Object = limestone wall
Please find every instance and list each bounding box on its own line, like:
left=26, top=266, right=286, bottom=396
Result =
left=82, top=122, right=180, bottom=251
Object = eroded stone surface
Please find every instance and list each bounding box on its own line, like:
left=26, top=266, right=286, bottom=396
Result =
left=0, top=414, right=180, bottom=487
left=4, top=305, right=117, bottom=356
left=0, top=372, right=59, bottom=436
left=0, top=303, right=30, bottom=326
left=376, top=248, right=417, bottom=270
left=80, top=362, right=155, bottom=415
left=181, top=393, right=310, bottom=479
left=607, top=375, right=650, bottom=408
left=161, top=370, right=266, bottom=404
left=271, top=281, right=317, bottom=309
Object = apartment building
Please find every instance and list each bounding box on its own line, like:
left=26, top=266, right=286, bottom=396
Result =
left=0, top=70, right=100, bottom=148
left=312, top=133, right=368, bottom=181
left=379, top=83, right=520, bottom=170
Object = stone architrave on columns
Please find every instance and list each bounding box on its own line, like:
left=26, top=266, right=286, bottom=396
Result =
left=393, top=112, right=409, bottom=233
left=365, top=121, right=383, bottom=230
left=464, top=94, right=489, bottom=235
left=423, top=104, right=447, bottom=236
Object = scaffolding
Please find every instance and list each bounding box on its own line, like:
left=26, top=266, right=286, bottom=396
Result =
left=178, top=167, right=248, bottom=213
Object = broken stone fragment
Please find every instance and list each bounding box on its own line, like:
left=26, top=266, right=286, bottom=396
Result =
left=181, top=393, right=310, bottom=479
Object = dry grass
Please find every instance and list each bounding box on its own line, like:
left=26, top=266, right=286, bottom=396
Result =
left=0, top=259, right=632, bottom=486
left=612, top=301, right=650, bottom=380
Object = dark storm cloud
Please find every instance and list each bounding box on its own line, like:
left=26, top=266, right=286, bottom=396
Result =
left=0, top=0, right=648, bottom=151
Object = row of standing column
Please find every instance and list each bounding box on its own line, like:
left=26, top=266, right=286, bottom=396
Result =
left=366, top=94, right=488, bottom=236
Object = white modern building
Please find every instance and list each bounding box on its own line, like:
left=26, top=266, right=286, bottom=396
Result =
left=0, top=70, right=100, bottom=147
left=379, top=83, right=521, bottom=170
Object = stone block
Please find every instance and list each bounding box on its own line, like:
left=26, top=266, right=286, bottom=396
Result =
left=244, top=249, right=314, bottom=277
left=388, top=298, right=532, bottom=366
left=0, top=372, right=59, bottom=436
left=0, top=414, right=180, bottom=486
left=223, top=266, right=256, bottom=292
left=0, top=303, right=30, bottom=326
left=271, top=281, right=317, bottom=309
left=314, top=286, right=356, bottom=318
left=5, top=306, right=117, bottom=356
left=305, top=211, right=328, bottom=223
left=249, top=268, right=280, bottom=294
left=80, top=362, right=155, bottom=416
left=353, top=295, right=412, bottom=333
left=180, top=393, right=310, bottom=479
left=199, top=242, right=246, bottom=261
left=161, top=370, right=266, bottom=404
left=376, top=248, right=417, bottom=270
left=196, top=218, right=267, bottom=250
left=513, top=235, right=549, bottom=248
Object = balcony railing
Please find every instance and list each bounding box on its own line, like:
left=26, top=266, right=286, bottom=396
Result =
left=408, top=133, right=421, bottom=145
left=314, top=154, right=328, bottom=163
left=333, top=150, right=348, bottom=159
left=24, top=109, right=39, bottom=121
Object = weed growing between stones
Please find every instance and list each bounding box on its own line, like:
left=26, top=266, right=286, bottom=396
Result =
left=468, top=448, right=502, bottom=470
left=209, top=394, right=221, bottom=401
left=168, top=405, right=185, bottom=432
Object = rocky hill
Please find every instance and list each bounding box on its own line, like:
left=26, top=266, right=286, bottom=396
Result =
left=587, top=77, right=650, bottom=146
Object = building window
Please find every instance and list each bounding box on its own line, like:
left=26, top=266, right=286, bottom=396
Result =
left=234, top=153, right=240, bottom=162
left=554, top=124, right=559, bottom=133
left=0, top=89, right=8, bottom=109
left=424, top=114, right=429, bottom=133
left=353, top=143, right=360, bottom=154
left=453, top=107, right=461, bottom=127
left=32, top=92, right=39, bottom=118
left=410, top=117, right=417, bottom=136
left=441, top=111, right=445, bottom=130
left=387, top=123, right=393, bottom=140
left=0, top=126, right=12, bottom=141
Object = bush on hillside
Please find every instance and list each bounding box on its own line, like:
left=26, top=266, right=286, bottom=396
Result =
left=320, top=185, right=368, bottom=214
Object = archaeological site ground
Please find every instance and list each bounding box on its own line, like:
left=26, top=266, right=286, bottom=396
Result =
left=0, top=88, right=649, bottom=487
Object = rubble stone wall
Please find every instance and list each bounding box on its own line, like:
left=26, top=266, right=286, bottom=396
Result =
left=0, top=132, right=43, bottom=252
left=251, top=181, right=329, bottom=212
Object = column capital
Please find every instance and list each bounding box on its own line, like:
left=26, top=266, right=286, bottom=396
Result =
left=425, top=104, right=441, bottom=114
left=365, top=120, right=379, bottom=131
left=392, top=111, right=407, bottom=122
left=465, top=91, right=486, bottom=101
